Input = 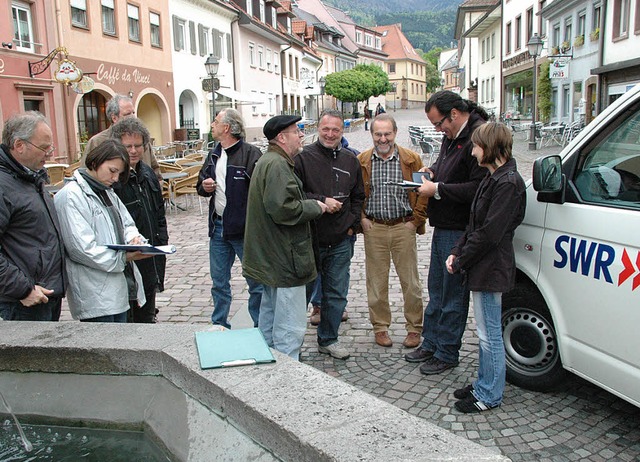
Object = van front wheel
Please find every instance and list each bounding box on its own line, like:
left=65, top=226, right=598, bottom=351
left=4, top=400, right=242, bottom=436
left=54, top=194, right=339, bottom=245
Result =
left=502, top=285, right=566, bottom=391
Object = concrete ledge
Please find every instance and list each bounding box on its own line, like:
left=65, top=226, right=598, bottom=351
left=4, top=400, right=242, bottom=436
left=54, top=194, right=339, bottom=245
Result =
left=0, top=322, right=509, bottom=461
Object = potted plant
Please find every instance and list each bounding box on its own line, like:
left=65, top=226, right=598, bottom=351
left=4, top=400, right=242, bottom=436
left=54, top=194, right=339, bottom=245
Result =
left=551, top=46, right=560, bottom=56
left=561, top=40, right=571, bottom=52
left=574, top=35, right=584, bottom=47
left=590, top=28, right=600, bottom=41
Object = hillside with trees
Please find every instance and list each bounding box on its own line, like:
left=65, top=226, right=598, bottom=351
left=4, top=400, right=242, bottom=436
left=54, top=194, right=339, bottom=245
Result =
left=322, top=0, right=462, bottom=52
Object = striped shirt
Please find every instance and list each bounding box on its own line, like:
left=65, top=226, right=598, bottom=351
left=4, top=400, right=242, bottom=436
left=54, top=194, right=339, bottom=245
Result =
left=364, top=147, right=413, bottom=220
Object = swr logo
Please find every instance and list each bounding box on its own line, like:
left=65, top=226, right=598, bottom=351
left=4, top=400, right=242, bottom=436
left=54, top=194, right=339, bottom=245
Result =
left=619, top=249, right=640, bottom=290
left=553, top=235, right=640, bottom=291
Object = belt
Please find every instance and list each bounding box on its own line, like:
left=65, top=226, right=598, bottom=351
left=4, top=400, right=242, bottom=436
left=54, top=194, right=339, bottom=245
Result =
left=367, top=215, right=414, bottom=226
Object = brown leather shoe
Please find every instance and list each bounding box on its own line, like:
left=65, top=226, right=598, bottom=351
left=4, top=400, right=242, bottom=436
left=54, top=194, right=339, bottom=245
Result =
left=309, top=305, right=321, bottom=326
left=375, top=331, right=392, bottom=347
left=402, top=332, right=421, bottom=348
left=341, top=309, right=349, bottom=322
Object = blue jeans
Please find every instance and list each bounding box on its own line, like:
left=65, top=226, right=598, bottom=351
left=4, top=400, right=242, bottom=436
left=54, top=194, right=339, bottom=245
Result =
left=258, top=285, right=307, bottom=360
left=421, top=228, right=470, bottom=363
left=308, top=276, right=322, bottom=307
left=472, top=291, right=505, bottom=407
left=317, top=238, right=354, bottom=347
left=209, top=218, right=262, bottom=328
left=0, top=298, right=61, bottom=321
left=81, top=311, right=128, bottom=323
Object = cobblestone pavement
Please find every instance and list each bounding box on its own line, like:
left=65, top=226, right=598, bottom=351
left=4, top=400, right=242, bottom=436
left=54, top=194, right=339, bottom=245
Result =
left=60, top=108, right=640, bottom=461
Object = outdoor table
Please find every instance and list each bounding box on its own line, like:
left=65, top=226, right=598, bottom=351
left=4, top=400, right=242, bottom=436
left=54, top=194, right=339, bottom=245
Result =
left=540, top=124, right=565, bottom=147
left=162, top=171, right=188, bottom=211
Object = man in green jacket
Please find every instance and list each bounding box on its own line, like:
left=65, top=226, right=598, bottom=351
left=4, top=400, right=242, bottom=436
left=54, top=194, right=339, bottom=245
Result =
left=243, top=115, right=327, bottom=360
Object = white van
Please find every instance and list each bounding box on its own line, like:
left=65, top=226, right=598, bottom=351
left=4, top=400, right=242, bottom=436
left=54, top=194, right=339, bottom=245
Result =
left=504, top=84, right=640, bottom=407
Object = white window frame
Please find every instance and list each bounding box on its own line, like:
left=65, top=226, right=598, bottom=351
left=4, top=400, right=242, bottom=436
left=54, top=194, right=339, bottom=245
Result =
left=364, top=34, right=372, bottom=47
left=70, top=0, right=88, bottom=28
left=11, top=1, right=35, bottom=53
left=272, top=9, right=276, bottom=28
left=150, top=12, right=161, bottom=47
left=176, top=19, right=186, bottom=51
left=274, top=51, right=279, bottom=74
left=259, top=0, right=265, bottom=22
left=247, top=0, right=253, bottom=17
left=258, top=45, right=264, bottom=69
left=101, top=0, right=115, bottom=35
left=375, top=37, right=381, bottom=49
left=356, top=31, right=362, bottom=44
left=266, top=48, right=272, bottom=71
left=249, top=42, right=256, bottom=67
left=127, top=4, right=140, bottom=42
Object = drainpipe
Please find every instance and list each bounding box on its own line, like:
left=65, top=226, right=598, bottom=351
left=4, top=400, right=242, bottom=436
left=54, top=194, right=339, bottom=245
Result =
left=230, top=15, right=239, bottom=110
left=53, top=0, right=73, bottom=161
left=596, top=1, right=606, bottom=113
left=280, top=43, right=292, bottom=114
left=315, top=61, right=323, bottom=120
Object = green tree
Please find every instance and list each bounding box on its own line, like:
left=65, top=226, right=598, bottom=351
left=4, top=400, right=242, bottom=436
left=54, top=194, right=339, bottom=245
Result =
left=424, top=60, right=441, bottom=93
left=537, top=60, right=552, bottom=123
left=324, top=64, right=392, bottom=114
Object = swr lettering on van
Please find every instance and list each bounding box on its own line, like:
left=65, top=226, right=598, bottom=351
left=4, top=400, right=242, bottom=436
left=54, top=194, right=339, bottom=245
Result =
left=553, top=235, right=615, bottom=283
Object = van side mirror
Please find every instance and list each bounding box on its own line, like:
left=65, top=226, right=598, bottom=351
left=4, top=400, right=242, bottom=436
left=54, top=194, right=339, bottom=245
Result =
left=533, top=155, right=566, bottom=204
left=533, top=155, right=563, bottom=192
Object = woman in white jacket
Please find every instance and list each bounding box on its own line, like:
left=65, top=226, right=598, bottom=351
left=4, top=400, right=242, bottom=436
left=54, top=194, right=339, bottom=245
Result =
left=54, top=139, right=148, bottom=322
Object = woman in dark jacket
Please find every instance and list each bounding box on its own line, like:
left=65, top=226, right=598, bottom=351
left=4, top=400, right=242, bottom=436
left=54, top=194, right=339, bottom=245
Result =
left=445, top=122, right=526, bottom=413
left=112, top=117, right=168, bottom=323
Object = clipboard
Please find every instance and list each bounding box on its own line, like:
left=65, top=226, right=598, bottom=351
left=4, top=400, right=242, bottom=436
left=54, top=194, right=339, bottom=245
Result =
left=106, top=244, right=177, bottom=255
left=194, top=328, right=276, bottom=369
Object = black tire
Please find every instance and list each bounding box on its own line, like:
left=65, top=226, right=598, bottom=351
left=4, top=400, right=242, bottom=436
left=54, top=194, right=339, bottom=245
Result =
left=502, top=281, right=567, bottom=391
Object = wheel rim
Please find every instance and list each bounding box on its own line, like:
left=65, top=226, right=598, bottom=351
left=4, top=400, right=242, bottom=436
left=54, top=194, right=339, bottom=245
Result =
left=502, top=308, right=560, bottom=377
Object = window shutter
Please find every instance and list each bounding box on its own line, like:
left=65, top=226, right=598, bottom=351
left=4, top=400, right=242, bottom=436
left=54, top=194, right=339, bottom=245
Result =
left=173, top=16, right=180, bottom=51
left=226, top=33, right=232, bottom=62
left=198, top=24, right=205, bottom=56
left=189, top=21, right=197, bottom=55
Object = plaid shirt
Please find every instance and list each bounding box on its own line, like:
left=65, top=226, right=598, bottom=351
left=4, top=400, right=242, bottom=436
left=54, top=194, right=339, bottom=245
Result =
left=364, top=147, right=413, bottom=220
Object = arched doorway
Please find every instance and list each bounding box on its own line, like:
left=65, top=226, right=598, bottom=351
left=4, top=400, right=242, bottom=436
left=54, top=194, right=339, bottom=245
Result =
left=178, top=90, right=199, bottom=130
left=77, top=91, right=109, bottom=150
left=137, top=94, right=164, bottom=145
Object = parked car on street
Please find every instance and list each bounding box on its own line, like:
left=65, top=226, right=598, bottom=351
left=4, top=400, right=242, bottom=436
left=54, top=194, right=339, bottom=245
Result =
left=504, top=84, right=640, bottom=408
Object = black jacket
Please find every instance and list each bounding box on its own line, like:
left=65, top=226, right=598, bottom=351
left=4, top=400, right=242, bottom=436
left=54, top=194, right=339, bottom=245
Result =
left=451, top=159, right=526, bottom=293
left=197, top=139, right=262, bottom=241
left=0, top=144, right=65, bottom=301
left=114, top=161, right=168, bottom=292
left=295, top=140, right=365, bottom=246
left=427, top=111, right=488, bottom=230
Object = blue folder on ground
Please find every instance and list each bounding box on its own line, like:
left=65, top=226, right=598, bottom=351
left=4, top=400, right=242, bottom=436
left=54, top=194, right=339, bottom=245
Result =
left=195, top=328, right=275, bottom=369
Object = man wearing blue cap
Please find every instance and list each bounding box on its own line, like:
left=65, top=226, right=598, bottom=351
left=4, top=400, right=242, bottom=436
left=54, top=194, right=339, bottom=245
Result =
left=243, top=115, right=328, bottom=360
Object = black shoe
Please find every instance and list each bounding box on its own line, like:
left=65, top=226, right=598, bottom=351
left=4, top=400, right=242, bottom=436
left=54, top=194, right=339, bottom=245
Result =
left=453, top=384, right=474, bottom=400
left=419, top=357, right=458, bottom=375
left=404, top=348, right=434, bottom=363
left=454, top=395, right=499, bottom=414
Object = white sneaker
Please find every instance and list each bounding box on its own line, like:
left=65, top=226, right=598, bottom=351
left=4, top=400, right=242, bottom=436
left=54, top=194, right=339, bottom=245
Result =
left=318, top=341, right=350, bottom=360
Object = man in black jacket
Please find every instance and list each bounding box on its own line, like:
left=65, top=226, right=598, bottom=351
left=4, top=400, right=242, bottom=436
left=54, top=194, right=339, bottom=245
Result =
left=197, top=108, right=263, bottom=329
left=294, top=109, right=365, bottom=359
left=0, top=112, right=65, bottom=321
left=408, top=91, right=489, bottom=375
left=112, top=117, right=168, bottom=323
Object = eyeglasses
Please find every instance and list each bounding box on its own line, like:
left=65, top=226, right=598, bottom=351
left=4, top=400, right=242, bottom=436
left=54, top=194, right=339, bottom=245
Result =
left=433, top=114, right=449, bottom=129
left=22, top=139, right=56, bottom=156
left=123, top=143, right=144, bottom=150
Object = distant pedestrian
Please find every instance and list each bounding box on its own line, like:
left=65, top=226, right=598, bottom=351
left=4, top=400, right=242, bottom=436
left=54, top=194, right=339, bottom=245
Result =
left=243, top=115, right=328, bottom=360
left=364, top=103, right=370, bottom=131
left=446, top=122, right=526, bottom=413
left=0, top=112, right=65, bottom=321
left=374, top=103, right=385, bottom=116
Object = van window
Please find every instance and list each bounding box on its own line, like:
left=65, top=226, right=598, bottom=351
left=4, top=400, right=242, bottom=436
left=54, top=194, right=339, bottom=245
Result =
left=574, top=109, right=640, bottom=207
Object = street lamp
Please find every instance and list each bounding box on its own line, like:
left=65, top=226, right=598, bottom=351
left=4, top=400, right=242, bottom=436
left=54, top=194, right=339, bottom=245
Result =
left=204, top=54, right=219, bottom=123
left=527, top=33, right=544, bottom=150
left=391, top=83, right=397, bottom=112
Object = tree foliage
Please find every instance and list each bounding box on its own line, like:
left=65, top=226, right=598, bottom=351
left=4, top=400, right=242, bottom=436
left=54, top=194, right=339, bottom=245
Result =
left=537, top=60, right=552, bottom=123
left=325, top=64, right=392, bottom=103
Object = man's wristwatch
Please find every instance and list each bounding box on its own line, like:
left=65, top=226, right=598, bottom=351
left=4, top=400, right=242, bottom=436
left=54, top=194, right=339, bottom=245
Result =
left=433, top=182, right=442, bottom=200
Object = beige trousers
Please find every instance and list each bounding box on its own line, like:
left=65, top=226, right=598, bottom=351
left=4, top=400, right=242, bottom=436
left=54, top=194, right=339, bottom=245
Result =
left=363, top=221, right=424, bottom=334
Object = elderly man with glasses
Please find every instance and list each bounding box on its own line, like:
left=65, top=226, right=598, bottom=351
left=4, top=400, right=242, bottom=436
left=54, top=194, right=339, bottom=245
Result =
left=0, top=111, right=65, bottom=321
left=406, top=90, right=490, bottom=376
left=243, top=115, right=328, bottom=360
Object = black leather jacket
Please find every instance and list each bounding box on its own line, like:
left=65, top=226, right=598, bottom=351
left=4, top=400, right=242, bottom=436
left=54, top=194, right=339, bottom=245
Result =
left=0, top=144, right=65, bottom=301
